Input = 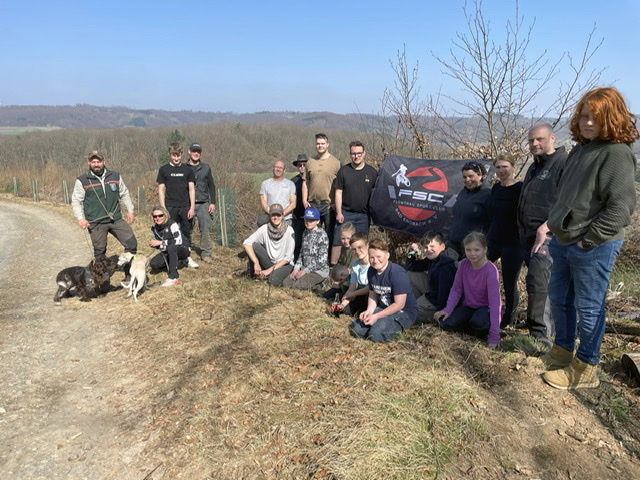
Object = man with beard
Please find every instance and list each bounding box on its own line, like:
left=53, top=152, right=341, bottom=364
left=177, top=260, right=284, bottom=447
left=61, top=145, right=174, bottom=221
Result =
left=71, top=150, right=137, bottom=257
left=187, top=142, right=216, bottom=264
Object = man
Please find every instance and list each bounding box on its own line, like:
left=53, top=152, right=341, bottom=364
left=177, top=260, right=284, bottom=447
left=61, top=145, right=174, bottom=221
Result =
left=302, top=133, right=341, bottom=246
left=187, top=142, right=216, bottom=264
left=291, top=153, right=308, bottom=260
left=257, top=160, right=296, bottom=227
left=157, top=143, right=199, bottom=268
left=517, top=123, right=567, bottom=343
left=71, top=150, right=137, bottom=257
left=332, top=140, right=378, bottom=264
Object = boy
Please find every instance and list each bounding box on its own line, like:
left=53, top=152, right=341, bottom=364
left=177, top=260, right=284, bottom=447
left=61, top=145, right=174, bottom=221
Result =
left=406, top=232, right=458, bottom=323
left=336, top=232, right=370, bottom=316
left=323, top=222, right=357, bottom=300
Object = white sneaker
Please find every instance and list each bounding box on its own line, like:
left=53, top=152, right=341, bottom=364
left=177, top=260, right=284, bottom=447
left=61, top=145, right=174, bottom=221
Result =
left=187, top=257, right=199, bottom=268
left=162, top=278, right=180, bottom=287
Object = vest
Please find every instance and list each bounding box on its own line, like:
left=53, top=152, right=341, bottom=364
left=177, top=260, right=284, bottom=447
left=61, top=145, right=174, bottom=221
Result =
left=77, top=170, right=123, bottom=223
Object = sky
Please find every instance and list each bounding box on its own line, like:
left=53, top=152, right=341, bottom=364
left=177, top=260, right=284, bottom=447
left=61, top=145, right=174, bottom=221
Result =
left=1, top=0, right=639, bottom=115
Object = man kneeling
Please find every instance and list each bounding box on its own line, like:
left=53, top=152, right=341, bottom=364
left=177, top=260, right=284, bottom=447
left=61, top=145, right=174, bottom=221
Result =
left=243, top=204, right=295, bottom=286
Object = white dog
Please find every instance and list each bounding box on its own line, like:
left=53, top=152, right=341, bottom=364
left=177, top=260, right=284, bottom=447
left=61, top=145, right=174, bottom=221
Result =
left=120, top=254, right=148, bottom=301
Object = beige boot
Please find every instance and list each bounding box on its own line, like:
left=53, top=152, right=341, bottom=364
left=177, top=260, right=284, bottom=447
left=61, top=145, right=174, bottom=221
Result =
left=542, top=344, right=574, bottom=370
left=542, top=357, right=600, bottom=390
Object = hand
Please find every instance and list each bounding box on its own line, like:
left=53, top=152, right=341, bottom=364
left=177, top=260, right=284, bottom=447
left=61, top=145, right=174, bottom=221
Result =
left=187, top=208, right=195, bottom=220
left=303, top=200, right=311, bottom=209
left=433, top=311, right=449, bottom=321
left=78, top=219, right=90, bottom=229
left=531, top=223, right=550, bottom=254
left=340, top=298, right=351, bottom=308
left=336, top=213, right=344, bottom=224
left=258, top=266, right=273, bottom=278
left=487, top=343, right=498, bottom=350
left=254, top=264, right=262, bottom=276
left=409, top=242, right=420, bottom=252
left=126, top=213, right=135, bottom=224
left=208, top=204, right=216, bottom=215
left=149, top=239, right=162, bottom=247
left=362, top=312, right=379, bottom=326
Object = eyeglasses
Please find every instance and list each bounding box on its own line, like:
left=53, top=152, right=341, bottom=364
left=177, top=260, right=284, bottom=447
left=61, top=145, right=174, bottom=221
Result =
left=270, top=213, right=282, bottom=217
left=350, top=151, right=364, bottom=157
left=152, top=214, right=165, bottom=218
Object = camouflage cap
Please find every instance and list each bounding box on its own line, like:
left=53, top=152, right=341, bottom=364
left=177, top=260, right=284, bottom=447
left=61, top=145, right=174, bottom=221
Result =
left=87, top=150, right=104, bottom=161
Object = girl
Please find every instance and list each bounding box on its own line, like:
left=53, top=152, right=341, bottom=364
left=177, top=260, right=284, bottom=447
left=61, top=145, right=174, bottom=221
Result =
left=486, top=153, right=523, bottom=328
left=283, top=207, right=329, bottom=290
left=543, top=87, right=638, bottom=390
left=434, top=232, right=501, bottom=348
left=148, top=206, right=190, bottom=287
left=351, top=238, right=417, bottom=342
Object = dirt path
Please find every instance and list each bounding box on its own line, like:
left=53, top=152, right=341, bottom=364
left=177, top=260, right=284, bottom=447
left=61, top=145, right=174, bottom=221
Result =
left=0, top=200, right=156, bottom=479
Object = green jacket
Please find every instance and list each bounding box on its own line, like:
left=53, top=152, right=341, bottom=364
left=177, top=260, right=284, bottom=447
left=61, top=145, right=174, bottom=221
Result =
left=548, top=139, right=637, bottom=246
left=77, top=170, right=124, bottom=223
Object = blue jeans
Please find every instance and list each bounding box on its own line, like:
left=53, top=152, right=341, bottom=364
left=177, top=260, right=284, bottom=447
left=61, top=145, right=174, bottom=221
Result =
left=333, top=210, right=370, bottom=245
left=548, top=237, right=623, bottom=365
left=350, top=307, right=414, bottom=342
left=440, top=305, right=491, bottom=338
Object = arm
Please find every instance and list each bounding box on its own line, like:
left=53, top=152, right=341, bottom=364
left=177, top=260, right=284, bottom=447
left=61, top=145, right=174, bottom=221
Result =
left=207, top=167, right=216, bottom=214
left=531, top=221, right=550, bottom=253
left=362, top=293, right=406, bottom=326
left=71, top=179, right=90, bottom=229
left=334, top=189, right=344, bottom=224
left=259, top=194, right=270, bottom=214
left=157, top=183, right=166, bottom=209
left=188, top=182, right=196, bottom=219
left=302, top=179, right=310, bottom=208
left=284, top=192, right=296, bottom=217
left=243, top=243, right=263, bottom=276
left=118, top=176, right=135, bottom=224
left=438, top=262, right=464, bottom=317
left=359, top=290, right=379, bottom=322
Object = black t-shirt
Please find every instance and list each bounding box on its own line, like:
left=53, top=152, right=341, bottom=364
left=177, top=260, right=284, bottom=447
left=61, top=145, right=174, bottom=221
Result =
left=486, top=182, right=522, bottom=245
left=334, top=163, right=378, bottom=213
left=156, top=163, right=196, bottom=207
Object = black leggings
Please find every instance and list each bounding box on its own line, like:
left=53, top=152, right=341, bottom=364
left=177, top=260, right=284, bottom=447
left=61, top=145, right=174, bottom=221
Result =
left=150, top=244, right=190, bottom=279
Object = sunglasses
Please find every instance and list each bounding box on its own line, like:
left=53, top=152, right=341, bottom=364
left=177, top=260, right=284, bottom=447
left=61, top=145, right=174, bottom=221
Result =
left=152, top=214, right=165, bottom=218
left=463, top=161, right=484, bottom=174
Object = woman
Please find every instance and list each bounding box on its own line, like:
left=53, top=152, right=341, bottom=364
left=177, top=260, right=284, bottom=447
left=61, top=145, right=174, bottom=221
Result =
left=283, top=207, right=329, bottom=290
left=242, top=203, right=295, bottom=286
left=449, top=161, right=491, bottom=257
left=543, top=87, right=638, bottom=390
left=351, top=238, right=417, bottom=342
left=486, top=153, right=523, bottom=328
left=148, top=206, right=190, bottom=287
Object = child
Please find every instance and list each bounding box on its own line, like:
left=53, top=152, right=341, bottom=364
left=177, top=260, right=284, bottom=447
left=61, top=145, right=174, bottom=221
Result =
left=407, top=232, right=458, bottom=324
left=283, top=207, right=329, bottom=290
left=434, top=232, right=501, bottom=348
left=323, top=222, right=357, bottom=300
left=336, top=232, right=370, bottom=316
left=351, top=238, right=417, bottom=342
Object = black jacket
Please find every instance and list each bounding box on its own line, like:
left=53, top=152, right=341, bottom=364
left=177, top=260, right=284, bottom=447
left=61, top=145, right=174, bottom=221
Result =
left=517, top=146, right=567, bottom=240
left=405, top=251, right=458, bottom=310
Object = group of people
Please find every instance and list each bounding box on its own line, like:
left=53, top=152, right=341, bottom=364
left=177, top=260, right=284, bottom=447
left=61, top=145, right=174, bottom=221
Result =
left=72, top=87, right=637, bottom=391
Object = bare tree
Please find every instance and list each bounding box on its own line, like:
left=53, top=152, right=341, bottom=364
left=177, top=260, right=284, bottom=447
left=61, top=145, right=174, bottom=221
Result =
left=386, top=0, right=603, bottom=162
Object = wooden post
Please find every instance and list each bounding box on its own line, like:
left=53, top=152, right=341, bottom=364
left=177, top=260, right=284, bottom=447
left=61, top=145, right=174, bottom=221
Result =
left=13, top=177, right=19, bottom=196
left=62, top=180, right=70, bottom=204
left=32, top=179, right=40, bottom=202
left=214, top=188, right=237, bottom=247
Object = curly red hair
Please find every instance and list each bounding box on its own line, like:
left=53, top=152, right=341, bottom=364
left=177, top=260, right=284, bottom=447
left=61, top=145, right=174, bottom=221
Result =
left=570, top=87, right=639, bottom=144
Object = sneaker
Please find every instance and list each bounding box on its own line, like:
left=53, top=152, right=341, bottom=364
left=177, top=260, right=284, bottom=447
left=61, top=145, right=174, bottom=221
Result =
left=161, top=278, right=180, bottom=287
left=187, top=257, right=200, bottom=268
left=201, top=256, right=214, bottom=264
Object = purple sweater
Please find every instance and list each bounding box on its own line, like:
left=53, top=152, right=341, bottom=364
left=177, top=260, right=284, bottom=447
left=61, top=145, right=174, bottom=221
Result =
left=443, top=259, right=502, bottom=345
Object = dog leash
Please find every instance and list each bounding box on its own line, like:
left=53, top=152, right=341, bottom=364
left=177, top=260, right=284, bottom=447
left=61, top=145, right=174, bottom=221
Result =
left=82, top=228, right=95, bottom=260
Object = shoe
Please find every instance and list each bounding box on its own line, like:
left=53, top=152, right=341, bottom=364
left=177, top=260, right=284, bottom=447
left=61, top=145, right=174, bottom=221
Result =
left=542, top=357, right=600, bottom=390
left=542, top=344, right=573, bottom=370
left=161, top=278, right=180, bottom=287
left=187, top=257, right=200, bottom=268
left=201, top=256, right=214, bottom=264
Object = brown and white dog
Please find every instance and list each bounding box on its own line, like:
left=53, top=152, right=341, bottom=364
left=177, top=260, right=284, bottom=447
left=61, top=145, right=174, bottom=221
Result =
left=120, top=254, right=149, bottom=301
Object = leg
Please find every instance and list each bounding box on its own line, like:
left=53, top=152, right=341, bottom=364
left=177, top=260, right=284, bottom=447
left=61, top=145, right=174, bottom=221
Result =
left=468, top=306, right=491, bottom=338
left=292, top=217, right=305, bottom=262
left=440, top=305, right=475, bottom=332
left=350, top=317, right=371, bottom=339
left=149, top=252, right=168, bottom=272
left=524, top=237, right=554, bottom=338
left=500, top=245, right=523, bottom=327
left=416, top=295, right=438, bottom=324
left=407, top=271, right=429, bottom=299
left=251, top=242, right=275, bottom=270
left=108, top=219, right=138, bottom=254
left=287, top=272, right=326, bottom=291
left=269, top=264, right=293, bottom=286
left=569, top=240, right=623, bottom=365
left=195, top=203, right=214, bottom=258
left=548, top=238, right=577, bottom=353
left=367, top=309, right=413, bottom=342
left=88, top=223, right=109, bottom=257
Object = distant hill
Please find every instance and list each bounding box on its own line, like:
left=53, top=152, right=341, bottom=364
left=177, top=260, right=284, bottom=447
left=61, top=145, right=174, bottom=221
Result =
left=0, top=104, right=380, bottom=131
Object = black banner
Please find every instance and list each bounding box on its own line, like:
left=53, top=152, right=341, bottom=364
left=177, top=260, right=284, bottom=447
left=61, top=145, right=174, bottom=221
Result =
left=370, top=155, right=491, bottom=238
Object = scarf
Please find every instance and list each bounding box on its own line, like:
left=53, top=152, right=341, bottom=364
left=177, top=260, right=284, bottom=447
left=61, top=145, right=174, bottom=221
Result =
left=267, top=220, right=287, bottom=241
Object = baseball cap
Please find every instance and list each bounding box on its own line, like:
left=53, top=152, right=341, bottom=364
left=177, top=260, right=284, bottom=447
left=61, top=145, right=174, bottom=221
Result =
left=301, top=207, right=321, bottom=220
left=87, top=150, right=104, bottom=161
left=293, top=153, right=308, bottom=166
left=268, top=204, right=284, bottom=216
left=189, top=143, right=202, bottom=152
